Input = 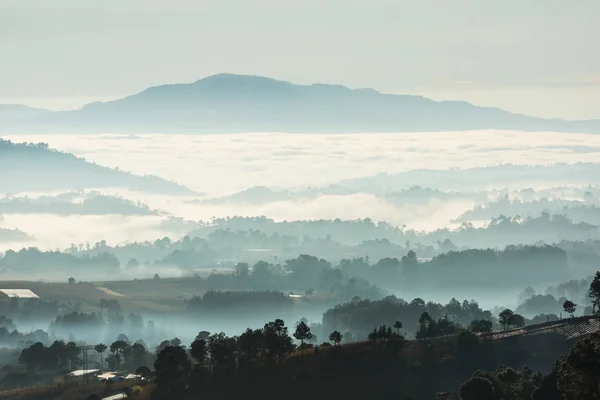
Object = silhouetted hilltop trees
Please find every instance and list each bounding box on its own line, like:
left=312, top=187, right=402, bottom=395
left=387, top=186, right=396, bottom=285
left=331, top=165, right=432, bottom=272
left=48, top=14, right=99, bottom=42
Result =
left=0, top=247, right=120, bottom=275
left=456, top=195, right=600, bottom=225
left=450, top=331, right=600, bottom=400
left=0, top=139, right=194, bottom=194
left=0, top=191, right=160, bottom=216
left=322, top=296, right=491, bottom=339
left=0, top=227, right=31, bottom=243
left=339, top=163, right=600, bottom=193
left=187, top=213, right=600, bottom=251
left=0, top=242, right=574, bottom=294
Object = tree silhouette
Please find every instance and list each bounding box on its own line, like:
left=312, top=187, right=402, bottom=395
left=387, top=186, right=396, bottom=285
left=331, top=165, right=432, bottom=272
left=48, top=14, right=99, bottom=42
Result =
left=154, top=345, right=191, bottom=399
left=588, top=271, right=600, bottom=314
left=19, top=342, right=45, bottom=372
left=293, top=320, right=312, bottom=353
left=563, top=300, right=577, bottom=318
left=136, top=365, right=151, bottom=378
left=469, top=319, right=493, bottom=334
left=94, top=343, right=107, bottom=370
left=509, top=313, right=526, bottom=329
left=557, top=332, right=600, bottom=399
left=460, top=376, right=495, bottom=400
left=109, top=340, right=129, bottom=370
left=65, top=342, right=80, bottom=370
left=328, top=330, right=342, bottom=346
left=393, top=320, right=403, bottom=335
left=499, top=309, right=514, bottom=330
left=190, top=335, right=208, bottom=367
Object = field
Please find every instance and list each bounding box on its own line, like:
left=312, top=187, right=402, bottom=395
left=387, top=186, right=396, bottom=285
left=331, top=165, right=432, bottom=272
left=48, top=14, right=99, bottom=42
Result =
left=0, top=277, right=211, bottom=314
left=0, top=381, right=139, bottom=400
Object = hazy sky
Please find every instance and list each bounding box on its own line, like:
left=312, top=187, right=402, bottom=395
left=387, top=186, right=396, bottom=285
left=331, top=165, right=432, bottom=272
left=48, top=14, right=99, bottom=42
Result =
left=1, top=0, right=599, bottom=118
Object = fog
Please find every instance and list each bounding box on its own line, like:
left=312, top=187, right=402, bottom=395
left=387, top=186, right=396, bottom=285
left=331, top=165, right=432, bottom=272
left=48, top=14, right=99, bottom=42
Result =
left=1, top=130, right=600, bottom=372
left=3, top=131, right=600, bottom=252
left=6, top=131, right=600, bottom=195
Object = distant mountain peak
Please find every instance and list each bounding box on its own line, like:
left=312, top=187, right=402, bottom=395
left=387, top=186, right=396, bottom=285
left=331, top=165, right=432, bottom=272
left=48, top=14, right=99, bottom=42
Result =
left=2, top=73, right=600, bottom=134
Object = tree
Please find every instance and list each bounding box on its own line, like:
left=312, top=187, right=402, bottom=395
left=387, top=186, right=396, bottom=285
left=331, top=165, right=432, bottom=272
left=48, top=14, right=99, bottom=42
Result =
left=328, top=330, right=342, bottom=345
left=136, top=365, right=151, bottom=378
left=509, top=313, right=526, bottom=329
left=99, top=299, right=108, bottom=313
left=499, top=309, right=514, bottom=330
left=263, top=319, right=295, bottom=365
left=154, top=346, right=191, bottom=399
left=563, top=300, right=577, bottom=318
left=469, top=319, right=493, bottom=334
left=557, top=332, right=600, bottom=399
left=190, top=336, right=208, bottom=367
left=196, top=331, right=210, bottom=340
left=238, top=328, right=264, bottom=373
left=94, top=344, right=107, bottom=369
left=294, top=321, right=312, bottom=353
left=19, top=342, right=46, bottom=372
left=68, top=277, right=75, bottom=284
left=110, top=340, right=129, bottom=370
left=65, top=342, right=80, bottom=370
left=393, top=320, right=403, bottom=335
left=234, top=262, right=250, bottom=277
left=460, top=376, right=495, bottom=400
left=588, top=271, right=600, bottom=314
left=369, top=325, right=394, bottom=341
left=127, top=258, right=139, bottom=268
left=130, top=343, right=147, bottom=369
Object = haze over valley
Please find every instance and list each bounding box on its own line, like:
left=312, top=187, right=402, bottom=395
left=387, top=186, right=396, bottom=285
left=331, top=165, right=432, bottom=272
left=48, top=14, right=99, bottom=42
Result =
left=2, top=2, right=600, bottom=398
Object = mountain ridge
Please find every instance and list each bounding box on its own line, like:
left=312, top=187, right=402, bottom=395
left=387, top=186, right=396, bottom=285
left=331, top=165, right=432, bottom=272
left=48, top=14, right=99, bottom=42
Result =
left=0, top=139, right=196, bottom=195
left=1, top=73, right=599, bottom=134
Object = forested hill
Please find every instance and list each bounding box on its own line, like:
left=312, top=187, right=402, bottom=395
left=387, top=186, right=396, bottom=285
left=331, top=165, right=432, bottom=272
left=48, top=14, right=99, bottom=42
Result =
left=1, top=74, right=600, bottom=134
left=0, top=139, right=194, bottom=195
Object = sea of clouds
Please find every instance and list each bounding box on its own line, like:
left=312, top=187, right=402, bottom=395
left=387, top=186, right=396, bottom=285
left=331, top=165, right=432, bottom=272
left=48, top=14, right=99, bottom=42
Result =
left=2, top=130, right=599, bottom=250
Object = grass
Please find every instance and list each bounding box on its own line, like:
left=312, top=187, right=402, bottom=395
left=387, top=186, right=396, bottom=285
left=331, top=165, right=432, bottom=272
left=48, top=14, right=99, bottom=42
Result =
left=0, top=381, right=136, bottom=400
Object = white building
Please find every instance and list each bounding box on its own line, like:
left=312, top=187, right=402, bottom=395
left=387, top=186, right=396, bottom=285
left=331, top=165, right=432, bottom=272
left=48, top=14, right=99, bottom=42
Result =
left=0, top=289, right=40, bottom=306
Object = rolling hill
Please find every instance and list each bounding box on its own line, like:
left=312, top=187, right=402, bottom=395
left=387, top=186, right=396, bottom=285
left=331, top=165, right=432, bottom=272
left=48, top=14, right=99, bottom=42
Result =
left=0, top=139, right=195, bottom=195
left=1, top=74, right=599, bottom=134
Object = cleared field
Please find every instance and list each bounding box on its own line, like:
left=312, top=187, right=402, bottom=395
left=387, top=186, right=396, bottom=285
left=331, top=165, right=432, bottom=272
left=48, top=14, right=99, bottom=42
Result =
left=96, top=287, right=126, bottom=297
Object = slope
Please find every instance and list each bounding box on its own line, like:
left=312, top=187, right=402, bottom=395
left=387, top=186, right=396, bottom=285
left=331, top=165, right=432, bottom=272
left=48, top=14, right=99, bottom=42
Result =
left=0, top=139, right=194, bottom=195
left=1, top=74, right=599, bottom=134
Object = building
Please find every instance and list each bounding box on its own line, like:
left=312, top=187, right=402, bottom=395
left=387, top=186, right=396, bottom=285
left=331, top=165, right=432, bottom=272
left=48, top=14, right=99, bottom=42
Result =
left=0, top=289, right=40, bottom=307
left=65, top=369, right=101, bottom=380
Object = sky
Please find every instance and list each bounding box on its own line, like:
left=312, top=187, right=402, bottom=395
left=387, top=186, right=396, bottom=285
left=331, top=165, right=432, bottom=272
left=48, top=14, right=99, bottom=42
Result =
left=1, top=0, right=599, bottom=119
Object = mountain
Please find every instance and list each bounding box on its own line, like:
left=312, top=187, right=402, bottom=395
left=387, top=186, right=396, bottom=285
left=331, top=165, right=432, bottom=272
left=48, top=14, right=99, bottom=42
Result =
left=0, top=139, right=195, bottom=195
left=337, top=163, right=600, bottom=192
left=2, top=74, right=599, bottom=134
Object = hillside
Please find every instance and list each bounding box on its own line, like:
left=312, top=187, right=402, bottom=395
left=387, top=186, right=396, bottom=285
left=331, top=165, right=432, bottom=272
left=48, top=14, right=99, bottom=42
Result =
left=0, top=139, right=195, bottom=195
left=2, top=74, right=600, bottom=134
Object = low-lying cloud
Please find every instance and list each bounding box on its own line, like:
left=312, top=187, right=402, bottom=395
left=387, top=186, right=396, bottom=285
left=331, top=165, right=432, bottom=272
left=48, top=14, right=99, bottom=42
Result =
left=6, top=130, right=600, bottom=196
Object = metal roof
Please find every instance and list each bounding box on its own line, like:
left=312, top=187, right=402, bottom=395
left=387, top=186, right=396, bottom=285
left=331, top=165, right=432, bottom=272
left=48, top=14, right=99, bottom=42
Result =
left=0, top=289, right=39, bottom=299
left=66, top=369, right=100, bottom=377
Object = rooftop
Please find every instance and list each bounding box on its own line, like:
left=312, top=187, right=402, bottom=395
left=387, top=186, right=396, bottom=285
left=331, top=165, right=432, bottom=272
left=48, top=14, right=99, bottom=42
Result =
left=0, top=289, right=40, bottom=299
left=66, top=369, right=100, bottom=377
